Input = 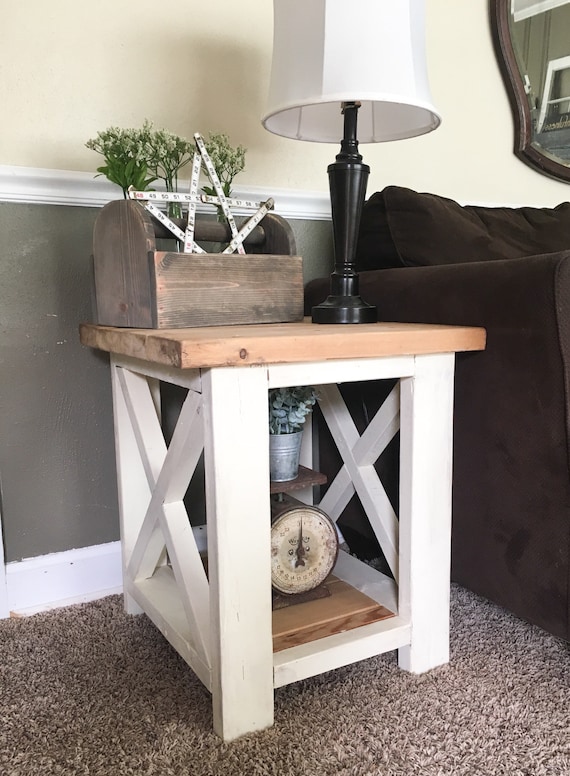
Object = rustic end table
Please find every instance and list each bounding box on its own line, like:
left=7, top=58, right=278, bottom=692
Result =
left=80, top=320, right=486, bottom=741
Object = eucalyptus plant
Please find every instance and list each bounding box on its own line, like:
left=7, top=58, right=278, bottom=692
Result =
left=269, top=386, right=318, bottom=435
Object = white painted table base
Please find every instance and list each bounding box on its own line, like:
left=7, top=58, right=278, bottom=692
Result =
left=82, top=321, right=485, bottom=741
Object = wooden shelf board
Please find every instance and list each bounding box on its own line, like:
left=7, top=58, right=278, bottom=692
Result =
left=333, top=550, right=398, bottom=613
left=272, top=615, right=411, bottom=688
left=270, top=465, right=327, bottom=494
left=272, top=576, right=395, bottom=652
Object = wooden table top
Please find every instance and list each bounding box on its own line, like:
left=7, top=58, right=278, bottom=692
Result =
left=79, top=319, right=486, bottom=370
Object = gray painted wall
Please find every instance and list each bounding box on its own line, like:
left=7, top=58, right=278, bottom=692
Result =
left=0, top=202, right=333, bottom=562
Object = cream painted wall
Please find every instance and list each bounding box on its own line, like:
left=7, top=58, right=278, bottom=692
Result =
left=1, top=0, right=569, bottom=207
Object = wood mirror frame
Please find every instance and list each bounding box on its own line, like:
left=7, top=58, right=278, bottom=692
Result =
left=490, top=0, right=570, bottom=182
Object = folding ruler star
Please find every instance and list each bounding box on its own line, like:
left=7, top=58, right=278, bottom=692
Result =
left=128, top=132, right=274, bottom=255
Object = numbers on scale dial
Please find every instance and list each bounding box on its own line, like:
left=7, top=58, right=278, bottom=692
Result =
left=270, top=506, right=339, bottom=595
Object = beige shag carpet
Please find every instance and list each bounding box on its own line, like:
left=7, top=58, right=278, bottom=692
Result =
left=1, top=585, right=569, bottom=775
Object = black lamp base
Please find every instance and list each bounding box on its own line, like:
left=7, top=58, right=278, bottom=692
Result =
left=312, top=295, right=377, bottom=324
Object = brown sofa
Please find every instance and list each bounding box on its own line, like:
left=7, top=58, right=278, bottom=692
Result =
left=305, top=185, right=570, bottom=641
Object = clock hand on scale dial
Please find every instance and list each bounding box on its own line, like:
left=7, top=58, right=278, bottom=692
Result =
left=295, top=518, right=306, bottom=567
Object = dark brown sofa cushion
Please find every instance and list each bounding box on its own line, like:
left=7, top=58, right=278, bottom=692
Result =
left=357, top=186, right=570, bottom=271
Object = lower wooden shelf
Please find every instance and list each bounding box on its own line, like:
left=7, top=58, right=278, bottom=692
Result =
left=130, top=553, right=402, bottom=693
left=271, top=575, right=395, bottom=652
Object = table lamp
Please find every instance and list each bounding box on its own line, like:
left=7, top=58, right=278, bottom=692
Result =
left=262, top=0, right=441, bottom=323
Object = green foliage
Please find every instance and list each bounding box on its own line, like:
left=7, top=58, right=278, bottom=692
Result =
left=85, top=122, right=157, bottom=197
left=269, top=386, right=318, bottom=435
left=201, top=132, right=247, bottom=200
left=144, top=124, right=194, bottom=193
left=86, top=119, right=193, bottom=198
left=86, top=124, right=247, bottom=207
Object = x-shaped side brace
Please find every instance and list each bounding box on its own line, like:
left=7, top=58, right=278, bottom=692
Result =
left=115, top=366, right=211, bottom=666
left=317, top=383, right=400, bottom=581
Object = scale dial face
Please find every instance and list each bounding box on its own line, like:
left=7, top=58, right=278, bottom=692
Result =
left=270, top=505, right=339, bottom=595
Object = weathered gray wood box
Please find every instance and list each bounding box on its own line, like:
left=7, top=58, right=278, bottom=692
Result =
left=91, top=199, right=303, bottom=328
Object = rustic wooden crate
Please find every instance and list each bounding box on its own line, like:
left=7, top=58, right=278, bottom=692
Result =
left=91, top=199, right=303, bottom=328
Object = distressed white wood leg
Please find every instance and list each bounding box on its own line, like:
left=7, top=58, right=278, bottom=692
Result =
left=110, top=357, right=153, bottom=614
left=398, top=353, right=455, bottom=673
left=110, top=361, right=212, bottom=670
left=117, top=367, right=170, bottom=580
left=120, top=376, right=210, bottom=666
left=202, top=365, right=274, bottom=741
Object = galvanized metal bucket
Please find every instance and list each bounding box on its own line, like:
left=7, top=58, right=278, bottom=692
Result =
left=269, top=430, right=303, bottom=482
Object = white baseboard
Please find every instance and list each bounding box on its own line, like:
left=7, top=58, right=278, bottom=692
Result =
left=0, top=165, right=331, bottom=220
left=4, top=542, right=123, bottom=617
left=0, top=513, right=7, bottom=620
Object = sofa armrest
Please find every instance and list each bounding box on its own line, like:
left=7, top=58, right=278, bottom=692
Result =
left=306, top=254, right=570, bottom=408
left=306, top=251, right=570, bottom=330
left=305, top=252, right=570, bottom=639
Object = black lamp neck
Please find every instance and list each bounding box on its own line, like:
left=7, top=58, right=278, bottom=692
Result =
left=337, top=102, right=363, bottom=163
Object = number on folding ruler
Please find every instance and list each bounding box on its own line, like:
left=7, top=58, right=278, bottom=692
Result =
left=184, top=152, right=202, bottom=253
left=223, top=198, right=275, bottom=254
left=127, top=188, right=205, bottom=253
left=128, top=135, right=276, bottom=255
left=130, top=189, right=265, bottom=210
left=129, top=190, right=201, bottom=204
left=194, top=133, right=246, bottom=255
left=145, top=201, right=206, bottom=254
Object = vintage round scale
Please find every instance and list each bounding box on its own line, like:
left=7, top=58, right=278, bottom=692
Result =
left=270, top=466, right=339, bottom=601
